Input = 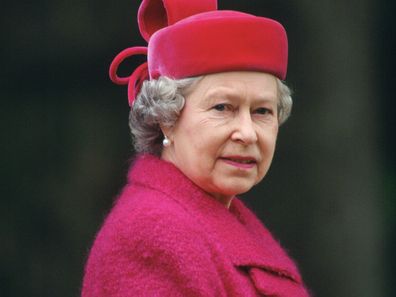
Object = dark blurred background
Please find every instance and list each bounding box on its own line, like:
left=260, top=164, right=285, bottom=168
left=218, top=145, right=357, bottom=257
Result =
left=1, top=0, right=395, bottom=296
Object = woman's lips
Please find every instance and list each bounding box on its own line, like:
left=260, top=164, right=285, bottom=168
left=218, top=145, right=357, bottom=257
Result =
left=220, top=156, right=257, bottom=169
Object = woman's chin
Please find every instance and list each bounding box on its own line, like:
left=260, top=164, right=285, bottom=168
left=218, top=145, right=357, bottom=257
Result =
left=210, top=182, right=254, bottom=200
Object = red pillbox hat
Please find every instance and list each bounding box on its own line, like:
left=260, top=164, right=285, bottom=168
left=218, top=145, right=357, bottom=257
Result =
left=110, top=0, right=288, bottom=106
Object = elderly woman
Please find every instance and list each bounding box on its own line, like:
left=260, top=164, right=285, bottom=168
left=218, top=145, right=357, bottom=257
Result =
left=82, top=0, right=309, bottom=296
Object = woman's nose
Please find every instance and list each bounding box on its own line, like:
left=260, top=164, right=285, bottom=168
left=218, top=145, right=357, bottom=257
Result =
left=230, top=112, right=258, bottom=145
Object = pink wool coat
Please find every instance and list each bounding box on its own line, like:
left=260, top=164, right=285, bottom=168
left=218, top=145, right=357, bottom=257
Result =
left=82, top=154, right=310, bottom=297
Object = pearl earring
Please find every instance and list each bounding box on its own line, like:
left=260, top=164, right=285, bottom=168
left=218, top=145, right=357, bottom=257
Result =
left=163, top=136, right=171, bottom=147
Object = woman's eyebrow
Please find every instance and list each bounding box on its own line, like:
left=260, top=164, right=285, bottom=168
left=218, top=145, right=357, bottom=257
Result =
left=204, top=86, right=237, bottom=99
left=255, top=95, right=278, bottom=105
left=199, top=87, right=236, bottom=106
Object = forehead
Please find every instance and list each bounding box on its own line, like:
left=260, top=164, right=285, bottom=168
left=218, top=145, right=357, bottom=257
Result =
left=187, top=71, right=278, bottom=104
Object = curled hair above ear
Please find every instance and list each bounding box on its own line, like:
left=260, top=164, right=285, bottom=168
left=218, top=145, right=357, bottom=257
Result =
left=129, top=76, right=200, bottom=155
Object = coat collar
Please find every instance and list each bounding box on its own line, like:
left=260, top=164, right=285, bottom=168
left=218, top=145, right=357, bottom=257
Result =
left=128, top=154, right=303, bottom=284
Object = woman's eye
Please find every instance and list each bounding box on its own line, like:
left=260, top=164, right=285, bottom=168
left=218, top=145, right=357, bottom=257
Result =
left=213, top=104, right=227, bottom=111
left=255, top=107, right=272, bottom=115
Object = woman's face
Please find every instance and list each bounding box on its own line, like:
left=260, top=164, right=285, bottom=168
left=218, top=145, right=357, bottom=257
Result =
left=162, top=71, right=279, bottom=207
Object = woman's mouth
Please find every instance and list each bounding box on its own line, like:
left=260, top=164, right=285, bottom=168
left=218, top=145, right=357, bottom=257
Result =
left=220, top=156, right=257, bottom=169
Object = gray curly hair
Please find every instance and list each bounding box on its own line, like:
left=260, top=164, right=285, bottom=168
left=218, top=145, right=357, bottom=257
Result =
left=129, top=76, right=292, bottom=155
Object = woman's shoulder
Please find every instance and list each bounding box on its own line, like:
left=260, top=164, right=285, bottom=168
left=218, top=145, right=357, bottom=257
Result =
left=95, top=182, right=209, bottom=254
left=83, top=184, right=227, bottom=296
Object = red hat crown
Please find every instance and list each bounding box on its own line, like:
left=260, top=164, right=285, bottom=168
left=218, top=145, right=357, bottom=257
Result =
left=110, top=0, right=288, bottom=106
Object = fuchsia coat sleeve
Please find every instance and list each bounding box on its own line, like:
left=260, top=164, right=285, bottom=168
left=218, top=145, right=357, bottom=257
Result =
left=81, top=154, right=310, bottom=297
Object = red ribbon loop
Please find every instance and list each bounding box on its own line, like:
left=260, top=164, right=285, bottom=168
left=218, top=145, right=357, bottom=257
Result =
left=109, top=46, right=149, bottom=105
left=127, top=62, right=149, bottom=106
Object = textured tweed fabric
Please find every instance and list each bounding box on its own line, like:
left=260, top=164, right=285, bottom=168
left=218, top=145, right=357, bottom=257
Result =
left=82, top=154, right=309, bottom=297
